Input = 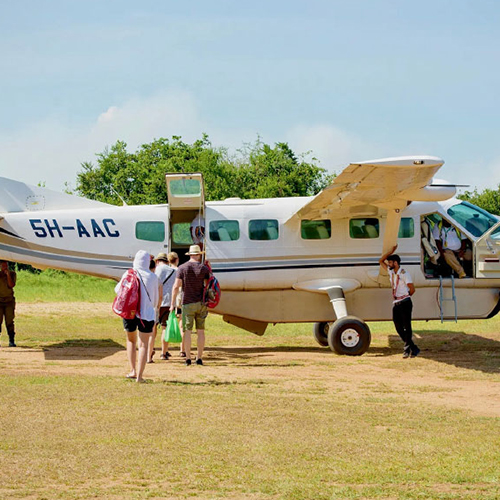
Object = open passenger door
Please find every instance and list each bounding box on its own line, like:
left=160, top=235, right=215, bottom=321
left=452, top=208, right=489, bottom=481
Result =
left=165, top=173, right=205, bottom=262
left=474, top=223, right=500, bottom=278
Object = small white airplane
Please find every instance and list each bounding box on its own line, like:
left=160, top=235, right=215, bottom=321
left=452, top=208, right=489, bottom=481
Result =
left=1, top=156, right=499, bottom=355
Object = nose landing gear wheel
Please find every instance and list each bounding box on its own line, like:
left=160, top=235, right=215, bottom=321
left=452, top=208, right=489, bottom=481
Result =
left=327, top=316, right=371, bottom=356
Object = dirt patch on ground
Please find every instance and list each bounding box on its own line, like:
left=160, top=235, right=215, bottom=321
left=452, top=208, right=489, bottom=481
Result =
left=17, top=301, right=111, bottom=317
left=3, top=302, right=500, bottom=418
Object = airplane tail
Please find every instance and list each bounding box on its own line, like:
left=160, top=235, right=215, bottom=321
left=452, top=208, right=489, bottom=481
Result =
left=0, top=177, right=110, bottom=214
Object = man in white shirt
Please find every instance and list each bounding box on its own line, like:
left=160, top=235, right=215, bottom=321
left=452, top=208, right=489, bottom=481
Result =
left=190, top=214, right=205, bottom=250
left=432, top=219, right=471, bottom=278
left=380, top=245, right=420, bottom=359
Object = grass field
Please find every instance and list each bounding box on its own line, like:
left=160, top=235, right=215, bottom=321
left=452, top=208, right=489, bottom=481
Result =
left=0, top=273, right=499, bottom=499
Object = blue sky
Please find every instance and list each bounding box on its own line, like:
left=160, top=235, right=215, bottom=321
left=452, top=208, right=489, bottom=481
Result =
left=1, top=0, right=500, bottom=193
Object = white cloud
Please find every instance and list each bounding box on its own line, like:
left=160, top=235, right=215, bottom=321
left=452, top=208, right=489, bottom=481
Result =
left=4, top=91, right=446, bottom=196
left=0, top=89, right=205, bottom=191
left=284, top=124, right=381, bottom=174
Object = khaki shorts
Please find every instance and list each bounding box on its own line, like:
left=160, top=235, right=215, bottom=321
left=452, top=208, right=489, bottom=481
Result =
left=182, top=302, right=208, bottom=331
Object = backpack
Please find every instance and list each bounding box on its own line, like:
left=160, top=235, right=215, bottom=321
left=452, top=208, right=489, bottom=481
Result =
left=203, top=273, right=221, bottom=309
left=112, top=269, right=141, bottom=319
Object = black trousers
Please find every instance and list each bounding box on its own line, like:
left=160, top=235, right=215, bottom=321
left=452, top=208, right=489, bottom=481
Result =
left=392, top=298, right=418, bottom=354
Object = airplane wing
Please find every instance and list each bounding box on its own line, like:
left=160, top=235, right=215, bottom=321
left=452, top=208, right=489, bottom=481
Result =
left=286, top=156, right=453, bottom=222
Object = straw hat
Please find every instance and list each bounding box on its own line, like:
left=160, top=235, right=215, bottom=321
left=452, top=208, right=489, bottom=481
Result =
left=155, top=252, right=169, bottom=262
left=186, top=244, right=204, bottom=255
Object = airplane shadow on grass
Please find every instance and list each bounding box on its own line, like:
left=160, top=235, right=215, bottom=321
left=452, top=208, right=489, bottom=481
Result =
left=39, top=331, right=500, bottom=373
left=43, top=338, right=124, bottom=361
left=370, top=330, right=500, bottom=374
left=208, top=330, right=500, bottom=375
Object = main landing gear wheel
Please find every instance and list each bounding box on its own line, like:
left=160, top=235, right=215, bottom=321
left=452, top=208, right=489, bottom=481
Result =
left=327, top=316, right=371, bottom=356
left=313, top=322, right=331, bottom=347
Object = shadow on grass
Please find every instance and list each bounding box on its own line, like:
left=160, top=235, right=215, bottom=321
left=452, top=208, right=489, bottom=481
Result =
left=43, top=338, right=124, bottom=361
left=207, top=335, right=500, bottom=374
left=206, top=345, right=323, bottom=361
left=384, top=330, right=500, bottom=374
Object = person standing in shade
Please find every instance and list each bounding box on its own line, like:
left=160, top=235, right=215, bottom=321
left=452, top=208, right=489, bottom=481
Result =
left=0, top=260, right=17, bottom=347
left=379, top=245, right=420, bottom=359
left=115, top=250, right=159, bottom=382
left=170, top=245, right=210, bottom=366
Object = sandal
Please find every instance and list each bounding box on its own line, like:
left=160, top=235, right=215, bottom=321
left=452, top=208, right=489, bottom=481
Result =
left=159, top=354, right=168, bottom=360
left=147, top=350, right=156, bottom=363
left=179, top=351, right=186, bottom=358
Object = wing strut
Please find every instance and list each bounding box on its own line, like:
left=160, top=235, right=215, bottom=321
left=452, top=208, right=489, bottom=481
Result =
left=378, top=209, right=403, bottom=284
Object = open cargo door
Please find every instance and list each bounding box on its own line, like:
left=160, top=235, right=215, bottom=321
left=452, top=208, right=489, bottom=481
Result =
left=165, top=173, right=205, bottom=263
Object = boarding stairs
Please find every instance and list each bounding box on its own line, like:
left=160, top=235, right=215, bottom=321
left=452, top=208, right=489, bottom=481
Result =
left=438, top=275, right=458, bottom=323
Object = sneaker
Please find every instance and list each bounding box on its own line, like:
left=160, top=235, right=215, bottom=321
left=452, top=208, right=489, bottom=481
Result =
left=165, top=351, right=172, bottom=358
left=196, top=358, right=203, bottom=366
left=8, top=341, right=16, bottom=347
left=159, top=354, right=168, bottom=360
left=179, top=352, right=186, bottom=358
left=402, top=352, right=410, bottom=359
left=185, top=359, right=192, bottom=366
left=410, top=347, right=421, bottom=358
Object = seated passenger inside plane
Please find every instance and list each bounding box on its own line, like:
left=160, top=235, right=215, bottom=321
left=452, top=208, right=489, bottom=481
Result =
left=431, top=218, right=472, bottom=278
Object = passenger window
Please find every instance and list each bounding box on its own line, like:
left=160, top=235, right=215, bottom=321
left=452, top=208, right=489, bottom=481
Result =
left=249, top=219, right=279, bottom=240
left=172, top=223, right=193, bottom=245
left=398, top=218, right=414, bottom=238
left=136, top=221, right=165, bottom=242
left=209, top=220, right=240, bottom=241
left=301, top=220, right=331, bottom=240
left=349, top=218, right=379, bottom=239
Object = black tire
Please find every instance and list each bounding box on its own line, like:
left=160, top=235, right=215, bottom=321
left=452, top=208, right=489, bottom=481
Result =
left=327, top=316, right=371, bottom=356
left=313, top=322, right=330, bottom=347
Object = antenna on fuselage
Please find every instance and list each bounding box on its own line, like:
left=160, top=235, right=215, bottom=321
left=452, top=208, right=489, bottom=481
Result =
left=107, top=182, right=132, bottom=206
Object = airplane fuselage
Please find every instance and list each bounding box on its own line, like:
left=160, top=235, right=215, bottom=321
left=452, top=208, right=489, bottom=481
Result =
left=1, top=195, right=500, bottom=328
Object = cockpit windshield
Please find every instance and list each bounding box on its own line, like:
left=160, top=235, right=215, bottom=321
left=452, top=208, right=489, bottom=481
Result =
left=446, top=201, right=499, bottom=237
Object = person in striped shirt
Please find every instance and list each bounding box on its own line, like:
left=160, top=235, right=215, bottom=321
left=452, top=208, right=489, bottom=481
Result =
left=170, top=245, right=210, bottom=366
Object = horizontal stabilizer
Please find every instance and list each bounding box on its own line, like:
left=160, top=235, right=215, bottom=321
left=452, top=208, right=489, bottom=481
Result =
left=0, top=177, right=110, bottom=214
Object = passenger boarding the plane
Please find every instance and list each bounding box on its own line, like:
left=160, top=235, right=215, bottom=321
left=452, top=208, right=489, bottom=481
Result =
left=432, top=219, right=471, bottom=279
left=190, top=214, right=205, bottom=250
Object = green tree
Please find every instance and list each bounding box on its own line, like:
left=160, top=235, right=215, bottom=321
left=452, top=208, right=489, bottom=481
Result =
left=233, top=140, right=332, bottom=199
left=458, top=186, right=500, bottom=216
left=76, top=135, right=331, bottom=205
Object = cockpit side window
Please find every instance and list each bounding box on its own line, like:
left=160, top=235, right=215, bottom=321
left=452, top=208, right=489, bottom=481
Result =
left=446, top=202, right=498, bottom=237
left=398, top=218, right=414, bottom=238
left=491, top=226, right=500, bottom=241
